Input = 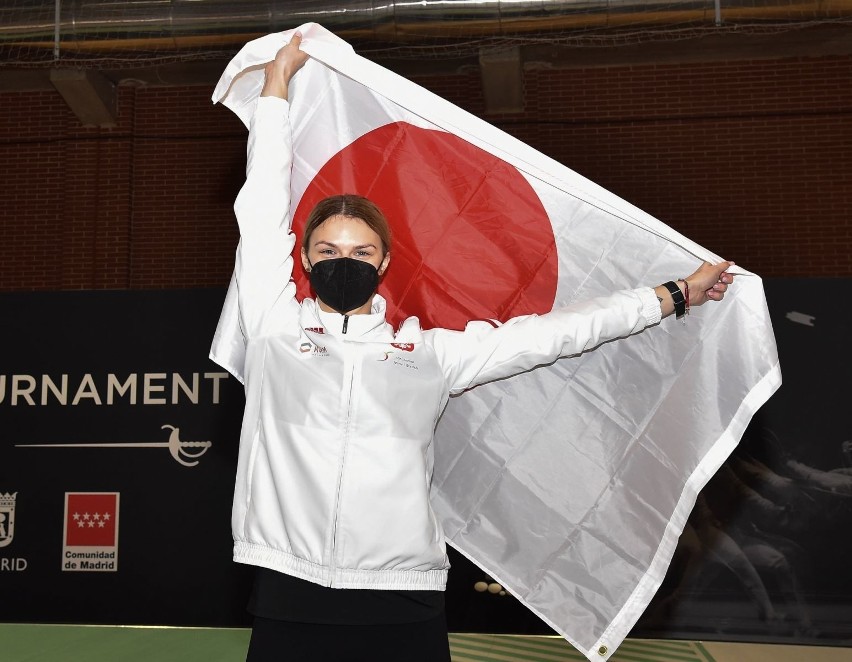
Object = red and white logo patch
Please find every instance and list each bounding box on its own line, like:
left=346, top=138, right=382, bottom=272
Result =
left=63, top=492, right=119, bottom=572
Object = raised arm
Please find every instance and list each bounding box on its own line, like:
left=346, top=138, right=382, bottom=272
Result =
left=233, top=35, right=309, bottom=339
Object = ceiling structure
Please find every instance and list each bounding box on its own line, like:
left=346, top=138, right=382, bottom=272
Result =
left=1, top=1, right=850, bottom=122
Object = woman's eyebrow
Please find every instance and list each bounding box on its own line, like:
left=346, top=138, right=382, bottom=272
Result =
left=314, top=240, right=377, bottom=250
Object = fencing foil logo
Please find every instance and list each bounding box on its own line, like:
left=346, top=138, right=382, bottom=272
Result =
left=15, top=425, right=211, bottom=467
left=0, top=492, right=16, bottom=548
left=63, top=492, right=119, bottom=572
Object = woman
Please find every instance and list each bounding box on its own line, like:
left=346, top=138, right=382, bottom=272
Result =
left=232, top=34, right=734, bottom=662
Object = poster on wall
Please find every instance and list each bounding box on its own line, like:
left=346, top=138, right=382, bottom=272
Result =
left=0, top=289, right=252, bottom=625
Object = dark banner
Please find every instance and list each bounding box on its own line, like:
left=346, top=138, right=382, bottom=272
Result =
left=0, top=289, right=252, bottom=626
left=1, top=282, right=850, bottom=645
left=633, top=278, right=852, bottom=644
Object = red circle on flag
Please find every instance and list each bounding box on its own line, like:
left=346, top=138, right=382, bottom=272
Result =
left=293, top=122, right=557, bottom=330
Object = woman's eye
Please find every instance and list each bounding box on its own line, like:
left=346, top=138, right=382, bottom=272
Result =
left=319, top=249, right=336, bottom=256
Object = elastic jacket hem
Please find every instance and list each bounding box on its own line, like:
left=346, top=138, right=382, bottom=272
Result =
left=234, top=541, right=449, bottom=591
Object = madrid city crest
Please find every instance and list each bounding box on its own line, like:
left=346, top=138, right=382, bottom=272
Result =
left=0, top=492, right=17, bottom=548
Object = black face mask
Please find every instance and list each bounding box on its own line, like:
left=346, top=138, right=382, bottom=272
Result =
left=308, top=257, right=380, bottom=314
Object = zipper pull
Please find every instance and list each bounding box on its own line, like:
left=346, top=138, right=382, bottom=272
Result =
left=342, top=315, right=349, bottom=334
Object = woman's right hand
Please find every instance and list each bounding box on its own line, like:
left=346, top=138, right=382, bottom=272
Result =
left=260, top=32, right=310, bottom=100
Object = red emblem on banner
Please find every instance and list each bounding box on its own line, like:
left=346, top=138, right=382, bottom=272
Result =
left=65, top=493, right=119, bottom=547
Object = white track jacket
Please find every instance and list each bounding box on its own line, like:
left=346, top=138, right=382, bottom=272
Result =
left=229, top=96, right=663, bottom=591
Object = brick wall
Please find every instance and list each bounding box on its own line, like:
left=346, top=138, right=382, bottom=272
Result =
left=1, top=53, right=849, bottom=291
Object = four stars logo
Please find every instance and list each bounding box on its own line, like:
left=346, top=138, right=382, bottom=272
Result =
left=72, top=510, right=111, bottom=529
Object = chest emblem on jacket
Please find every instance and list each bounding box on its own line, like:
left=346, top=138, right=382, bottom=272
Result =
left=392, top=356, right=419, bottom=370
left=378, top=346, right=419, bottom=371
left=299, top=341, right=329, bottom=357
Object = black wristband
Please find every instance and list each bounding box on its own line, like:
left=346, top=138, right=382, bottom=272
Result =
left=663, top=281, right=686, bottom=318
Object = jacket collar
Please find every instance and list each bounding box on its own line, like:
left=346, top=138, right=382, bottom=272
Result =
left=303, top=294, right=394, bottom=341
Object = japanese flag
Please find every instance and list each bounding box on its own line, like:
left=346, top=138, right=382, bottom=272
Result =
left=211, top=23, right=780, bottom=661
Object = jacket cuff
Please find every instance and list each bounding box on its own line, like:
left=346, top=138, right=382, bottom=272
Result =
left=252, top=96, right=290, bottom=133
left=635, top=287, right=662, bottom=326
left=256, top=95, right=290, bottom=113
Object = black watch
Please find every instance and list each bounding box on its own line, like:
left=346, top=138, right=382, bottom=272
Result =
left=662, top=281, right=686, bottom=318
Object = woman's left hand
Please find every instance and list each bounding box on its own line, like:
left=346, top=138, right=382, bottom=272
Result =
left=683, top=261, right=735, bottom=307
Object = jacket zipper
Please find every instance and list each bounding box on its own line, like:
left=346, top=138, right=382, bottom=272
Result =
left=328, top=344, right=356, bottom=585
left=342, top=314, right=349, bottom=334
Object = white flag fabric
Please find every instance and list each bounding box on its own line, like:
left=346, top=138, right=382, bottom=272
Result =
left=210, top=23, right=780, bottom=661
